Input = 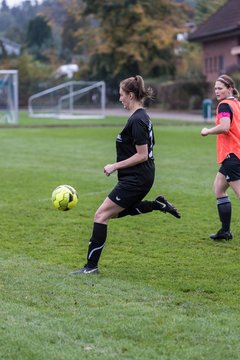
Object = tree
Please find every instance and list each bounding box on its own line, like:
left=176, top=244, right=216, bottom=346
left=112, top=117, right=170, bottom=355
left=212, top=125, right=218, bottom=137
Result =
left=27, top=15, right=52, bottom=48
left=61, top=0, right=86, bottom=60
left=195, top=0, right=226, bottom=24
left=1, top=0, right=9, bottom=11
left=0, top=38, right=8, bottom=59
left=26, top=15, right=52, bottom=61
left=16, top=52, right=54, bottom=105
left=0, top=0, right=13, bottom=33
left=70, top=0, right=188, bottom=84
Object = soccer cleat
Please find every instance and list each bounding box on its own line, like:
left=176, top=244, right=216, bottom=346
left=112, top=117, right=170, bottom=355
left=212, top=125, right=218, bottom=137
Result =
left=69, top=265, right=99, bottom=275
left=155, top=195, right=181, bottom=219
left=210, top=229, right=233, bottom=241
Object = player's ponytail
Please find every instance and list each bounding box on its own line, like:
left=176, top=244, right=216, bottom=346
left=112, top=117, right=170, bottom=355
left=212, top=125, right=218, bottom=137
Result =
left=232, top=88, right=239, bottom=98
left=120, top=75, right=154, bottom=105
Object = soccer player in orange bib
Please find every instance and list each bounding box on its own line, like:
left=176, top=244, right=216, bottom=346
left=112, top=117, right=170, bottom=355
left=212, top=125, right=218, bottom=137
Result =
left=201, top=74, right=240, bottom=241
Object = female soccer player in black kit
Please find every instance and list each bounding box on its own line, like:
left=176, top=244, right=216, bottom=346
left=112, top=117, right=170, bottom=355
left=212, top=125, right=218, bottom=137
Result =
left=71, top=75, right=181, bottom=274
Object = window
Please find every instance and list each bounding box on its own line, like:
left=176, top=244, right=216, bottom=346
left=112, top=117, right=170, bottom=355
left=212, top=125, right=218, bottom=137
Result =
left=209, top=57, right=213, bottom=73
left=218, top=55, right=224, bottom=73
left=205, top=58, right=209, bottom=73
left=214, top=56, right=218, bottom=72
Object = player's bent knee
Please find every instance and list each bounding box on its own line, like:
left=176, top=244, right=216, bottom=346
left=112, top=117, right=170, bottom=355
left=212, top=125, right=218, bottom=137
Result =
left=94, top=210, right=109, bottom=224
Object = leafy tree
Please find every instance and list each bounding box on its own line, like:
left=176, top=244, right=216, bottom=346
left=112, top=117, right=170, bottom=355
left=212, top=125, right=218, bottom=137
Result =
left=175, top=42, right=202, bottom=79
left=195, top=0, right=226, bottom=24
left=0, top=0, right=40, bottom=42
left=0, top=52, right=54, bottom=105
left=1, top=0, right=9, bottom=11
left=26, top=15, right=52, bottom=61
left=61, top=0, right=86, bottom=60
left=0, top=1, right=13, bottom=33
left=5, top=25, right=25, bottom=44
left=27, top=15, right=52, bottom=48
left=71, top=0, right=188, bottom=84
left=0, top=38, right=8, bottom=58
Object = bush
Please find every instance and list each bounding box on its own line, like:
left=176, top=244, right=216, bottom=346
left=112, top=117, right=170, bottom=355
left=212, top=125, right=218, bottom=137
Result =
left=0, top=53, right=55, bottom=106
left=149, top=79, right=210, bottom=110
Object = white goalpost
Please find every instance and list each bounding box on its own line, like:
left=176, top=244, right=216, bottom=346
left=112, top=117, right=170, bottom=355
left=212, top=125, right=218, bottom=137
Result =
left=28, top=81, right=106, bottom=119
left=0, top=70, right=18, bottom=124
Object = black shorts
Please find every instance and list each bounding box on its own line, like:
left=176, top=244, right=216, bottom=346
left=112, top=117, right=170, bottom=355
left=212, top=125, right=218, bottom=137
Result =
left=108, top=183, right=152, bottom=209
left=219, top=153, right=240, bottom=182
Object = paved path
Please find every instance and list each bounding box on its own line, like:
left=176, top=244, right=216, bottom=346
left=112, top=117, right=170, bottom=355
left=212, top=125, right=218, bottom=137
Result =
left=105, top=108, right=214, bottom=123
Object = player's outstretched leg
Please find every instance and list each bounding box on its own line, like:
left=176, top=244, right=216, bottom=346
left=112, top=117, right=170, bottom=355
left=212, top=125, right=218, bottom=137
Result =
left=118, top=195, right=181, bottom=219
left=154, top=195, right=181, bottom=219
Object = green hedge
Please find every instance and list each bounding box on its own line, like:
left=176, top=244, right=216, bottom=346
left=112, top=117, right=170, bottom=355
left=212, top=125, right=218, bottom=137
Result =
left=150, top=79, right=210, bottom=110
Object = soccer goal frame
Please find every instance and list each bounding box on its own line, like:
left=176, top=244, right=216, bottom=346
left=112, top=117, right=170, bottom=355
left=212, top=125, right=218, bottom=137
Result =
left=28, top=81, right=106, bottom=119
left=0, top=70, right=18, bottom=124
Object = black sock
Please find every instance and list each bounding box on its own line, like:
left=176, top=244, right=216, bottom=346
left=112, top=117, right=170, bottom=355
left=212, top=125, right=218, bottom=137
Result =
left=118, top=198, right=167, bottom=218
left=217, top=196, right=231, bottom=232
left=118, top=200, right=154, bottom=218
left=86, top=222, right=107, bottom=268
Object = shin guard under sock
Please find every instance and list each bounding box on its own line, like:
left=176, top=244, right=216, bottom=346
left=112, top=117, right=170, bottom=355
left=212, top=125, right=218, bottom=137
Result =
left=87, top=222, right=107, bottom=268
left=217, top=196, right=231, bottom=232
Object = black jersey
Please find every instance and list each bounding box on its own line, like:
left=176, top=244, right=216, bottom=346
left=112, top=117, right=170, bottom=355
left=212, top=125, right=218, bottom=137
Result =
left=116, top=108, right=155, bottom=190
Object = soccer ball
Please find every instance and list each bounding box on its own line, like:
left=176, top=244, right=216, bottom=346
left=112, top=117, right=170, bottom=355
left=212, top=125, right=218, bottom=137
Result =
left=52, top=185, right=78, bottom=211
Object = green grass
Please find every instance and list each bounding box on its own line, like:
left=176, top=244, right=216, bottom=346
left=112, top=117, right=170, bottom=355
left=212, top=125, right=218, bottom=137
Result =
left=4, top=110, right=205, bottom=128
left=1, top=115, right=240, bottom=359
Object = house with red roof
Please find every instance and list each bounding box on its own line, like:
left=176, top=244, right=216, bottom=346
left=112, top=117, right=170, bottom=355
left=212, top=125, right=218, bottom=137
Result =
left=188, top=0, right=240, bottom=82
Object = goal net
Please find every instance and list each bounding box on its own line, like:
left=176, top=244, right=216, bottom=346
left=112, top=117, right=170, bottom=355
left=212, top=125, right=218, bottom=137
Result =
left=28, top=81, right=106, bottom=119
left=0, top=70, right=18, bottom=124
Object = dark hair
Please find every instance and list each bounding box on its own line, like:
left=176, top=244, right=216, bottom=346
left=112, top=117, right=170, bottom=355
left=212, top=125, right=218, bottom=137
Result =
left=120, top=75, right=154, bottom=104
left=217, top=74, right=239, bottom=98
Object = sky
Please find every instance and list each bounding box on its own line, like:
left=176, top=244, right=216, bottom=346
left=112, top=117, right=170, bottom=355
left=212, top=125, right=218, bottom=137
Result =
left=6, top=0, right=41, bottom=7
left=7, top=0, right=26, bottom=6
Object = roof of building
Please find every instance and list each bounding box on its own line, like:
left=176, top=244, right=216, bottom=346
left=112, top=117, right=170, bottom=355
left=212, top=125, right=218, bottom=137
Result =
left=188, top=0, right=240, bottom=42
left=0, top=37, right=21, bottom=56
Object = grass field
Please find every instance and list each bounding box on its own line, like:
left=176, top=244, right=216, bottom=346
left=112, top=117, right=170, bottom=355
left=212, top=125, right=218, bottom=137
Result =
left=1, top=113, right=240, bottom=360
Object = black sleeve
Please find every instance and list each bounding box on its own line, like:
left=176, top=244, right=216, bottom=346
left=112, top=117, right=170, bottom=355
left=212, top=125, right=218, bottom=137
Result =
left=218, top=103, right=233, bottom=121
left=131, top=118, right=148, bottom=145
